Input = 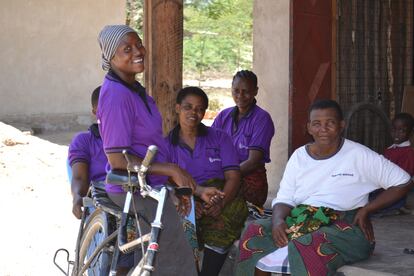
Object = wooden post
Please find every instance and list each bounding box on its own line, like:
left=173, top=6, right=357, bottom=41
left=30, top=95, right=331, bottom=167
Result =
left=144, top=0, right=183, bottom=134
left=331, top=0, right=337, bottom=100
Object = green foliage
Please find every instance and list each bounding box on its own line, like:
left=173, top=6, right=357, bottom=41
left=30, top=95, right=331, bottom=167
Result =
left=125, top=0, right=253, bottom=79
left=208, top=98, right=223, bottom=112
left=184, top=0, right=213, bottom=10
left=126, top=0, right=144, bottom=38
left=184, top=0, right=253, bottom=78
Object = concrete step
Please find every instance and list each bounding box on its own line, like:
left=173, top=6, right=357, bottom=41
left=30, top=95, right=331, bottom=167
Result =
left=336, top=266, right=398, bottom=276
left=218, top=243, right=400, bottom=276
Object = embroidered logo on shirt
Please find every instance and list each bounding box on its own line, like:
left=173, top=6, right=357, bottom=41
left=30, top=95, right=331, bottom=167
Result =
left=209, top=157, right=221, bottom=163
left=331, top=173, right=354, bottom=177
left=239, top=142, right=248, bottom=150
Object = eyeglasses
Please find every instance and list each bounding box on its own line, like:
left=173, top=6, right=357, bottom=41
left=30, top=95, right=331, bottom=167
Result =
left=180, top=104, right=206, bottom=113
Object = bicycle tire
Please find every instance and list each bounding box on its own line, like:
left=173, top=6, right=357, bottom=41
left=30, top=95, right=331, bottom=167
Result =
left=344, top=102, right=392, bottom=153
left=344, top=102, right=391, bottom=136
left=77, top=209, right=112, bottom=276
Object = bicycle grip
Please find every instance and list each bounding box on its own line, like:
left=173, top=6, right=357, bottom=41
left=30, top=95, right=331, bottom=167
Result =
left=141, top=145, right=158, bottom=169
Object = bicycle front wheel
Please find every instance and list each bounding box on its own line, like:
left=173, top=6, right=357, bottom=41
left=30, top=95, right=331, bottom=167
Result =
left=77, top=209, right=112, bottom=275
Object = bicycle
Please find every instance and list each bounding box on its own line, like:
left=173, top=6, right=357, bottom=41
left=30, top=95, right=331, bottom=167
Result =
left=344, top=102, right=392, bottom=153
left=54, top=145, right=192, bottom=275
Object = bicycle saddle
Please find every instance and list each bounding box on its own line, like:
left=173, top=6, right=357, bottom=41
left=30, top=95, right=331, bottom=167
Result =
left=107, top=170, right=193, bottom=196
left=106, top=170, right=139, bottom=186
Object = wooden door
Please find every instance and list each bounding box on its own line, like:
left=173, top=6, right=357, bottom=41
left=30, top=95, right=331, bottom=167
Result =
left=290, top=0, right=335, bottom=152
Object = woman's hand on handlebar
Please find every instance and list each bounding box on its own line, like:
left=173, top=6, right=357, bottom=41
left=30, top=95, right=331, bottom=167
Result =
left=176, top=195, right=192, bottom=217
left=168, top=164, right=196, bottom=192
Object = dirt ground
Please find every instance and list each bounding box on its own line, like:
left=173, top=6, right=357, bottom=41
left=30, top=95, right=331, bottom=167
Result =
left=0, top=122, right=78, bottom=275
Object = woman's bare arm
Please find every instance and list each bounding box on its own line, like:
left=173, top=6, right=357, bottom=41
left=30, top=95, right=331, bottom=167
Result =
left=71, top=162, right=89, bottom=219
left=240, top=149, right=264, bottom=176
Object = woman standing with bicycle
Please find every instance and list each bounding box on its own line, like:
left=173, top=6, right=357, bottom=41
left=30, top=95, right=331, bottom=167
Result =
left=96, top=25, right=200, bottom=275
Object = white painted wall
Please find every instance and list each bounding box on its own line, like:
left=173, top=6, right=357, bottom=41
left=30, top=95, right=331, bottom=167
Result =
left=253, top=0, right=290, bottom=206
left=0, top=1, right=125, bottom=130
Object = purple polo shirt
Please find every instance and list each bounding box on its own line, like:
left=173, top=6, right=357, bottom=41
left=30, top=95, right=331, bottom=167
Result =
left=68, top=125, right=107, bottom=182
left=97, top=72, right=169, bottom=193
left=212, top=104, right=275, bottom=163
left=166, top=126, right=240, bottom=185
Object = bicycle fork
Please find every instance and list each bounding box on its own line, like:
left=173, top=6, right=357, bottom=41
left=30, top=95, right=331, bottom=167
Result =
left=143, top=187, right=167, bottom=272
left=112, top=187, right=168, bottom=276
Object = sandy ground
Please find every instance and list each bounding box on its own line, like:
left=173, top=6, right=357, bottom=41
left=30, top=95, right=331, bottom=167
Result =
left=0, top=122, right=78, bottom=275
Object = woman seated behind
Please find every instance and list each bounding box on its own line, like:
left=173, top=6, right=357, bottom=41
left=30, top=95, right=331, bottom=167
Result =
left=236, top=99, right=413, bottom=276
left=166, top=87, right=249, bottom=276
left=212, top=70, right=275, bottom=207
left=69, top=86, right=107, bottom=219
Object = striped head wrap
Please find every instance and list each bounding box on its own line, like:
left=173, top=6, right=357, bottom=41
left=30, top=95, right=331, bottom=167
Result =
left=98, top=25, right=137, bottom=71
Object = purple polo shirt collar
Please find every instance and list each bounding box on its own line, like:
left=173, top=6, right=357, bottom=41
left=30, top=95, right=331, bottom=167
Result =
left=230, top=100, right=257, bottom=131
left=106, top=70, right=151, bottom=114
left=68, top=124, right=107, bottom=182
left=168, top=123, right=208, bottom=148
left=167, top=126, right=240, bottom=184
left=212, top=100, right=274, bottom=163
left=89, top=123, right=100, bottom=138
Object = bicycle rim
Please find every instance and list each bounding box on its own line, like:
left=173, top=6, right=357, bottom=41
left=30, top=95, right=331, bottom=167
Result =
left=77, top=209, right=112, bottom=275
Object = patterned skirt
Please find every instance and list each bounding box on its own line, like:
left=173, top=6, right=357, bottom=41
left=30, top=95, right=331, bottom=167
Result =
left=241, top=167, right=268, bottom=207
left=236, top=207, right=374, bottom=276
left=196, top=178, right=249, bottom=251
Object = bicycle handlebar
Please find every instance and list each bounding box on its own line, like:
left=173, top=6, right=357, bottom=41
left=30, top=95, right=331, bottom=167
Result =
left=140, top=145, right=158, bottom=172
left=121, top=145, right=158, bottom=174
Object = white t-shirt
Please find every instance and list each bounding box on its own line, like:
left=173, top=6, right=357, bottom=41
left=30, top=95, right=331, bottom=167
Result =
left=272, top=139, right=410, bottom=211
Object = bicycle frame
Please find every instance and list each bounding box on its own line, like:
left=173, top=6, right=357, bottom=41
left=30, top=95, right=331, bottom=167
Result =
left=107, top=145, right=166, bottom=275
left=128, top=187, right=168, bottom=275
left=55, top=145, right=168, bottom=276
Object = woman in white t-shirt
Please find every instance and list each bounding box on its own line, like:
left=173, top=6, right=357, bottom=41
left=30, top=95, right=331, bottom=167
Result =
left=236, top=99, right=413, bottom=276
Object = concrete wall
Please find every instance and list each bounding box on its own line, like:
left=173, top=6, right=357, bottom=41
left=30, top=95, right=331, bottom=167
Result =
left=253, top=0, right=290, bottom=205
left=0, top=1, right=125, bottom=131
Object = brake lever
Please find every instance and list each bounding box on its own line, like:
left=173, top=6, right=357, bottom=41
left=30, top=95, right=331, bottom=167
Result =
left=122, top=150, right=139, bottom=173
left=174, top=187, right=193, bottom=196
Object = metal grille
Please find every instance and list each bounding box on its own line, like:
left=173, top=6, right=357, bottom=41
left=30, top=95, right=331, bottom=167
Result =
left=336, top=0, right=413, bottom=152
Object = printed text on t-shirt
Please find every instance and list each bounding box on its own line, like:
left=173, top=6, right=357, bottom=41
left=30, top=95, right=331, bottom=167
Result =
left=209, top=157, right=221, bottom=163
left=331, top=173, right=354, bottom=177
